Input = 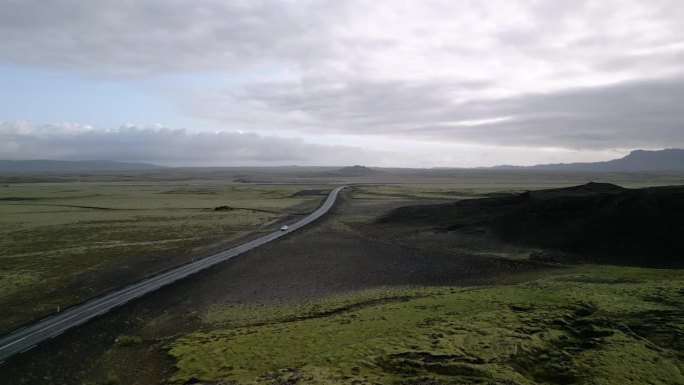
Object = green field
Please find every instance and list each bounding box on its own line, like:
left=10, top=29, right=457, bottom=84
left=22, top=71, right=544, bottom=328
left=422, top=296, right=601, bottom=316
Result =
left=2, top=173, right=683, bottom=385
left=0, top=183, right=327, bottom=332
left=168, top=266, right=683, bottom=385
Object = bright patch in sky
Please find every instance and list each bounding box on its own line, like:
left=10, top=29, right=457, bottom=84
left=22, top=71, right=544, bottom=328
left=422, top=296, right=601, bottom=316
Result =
left=0, top=65, right=198, bottom=129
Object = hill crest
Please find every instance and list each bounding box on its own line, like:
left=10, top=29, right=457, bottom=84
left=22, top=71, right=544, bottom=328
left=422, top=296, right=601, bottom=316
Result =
left=378, top=182, right=684, bottom=267
left=491, top=148, right=684, bottom=171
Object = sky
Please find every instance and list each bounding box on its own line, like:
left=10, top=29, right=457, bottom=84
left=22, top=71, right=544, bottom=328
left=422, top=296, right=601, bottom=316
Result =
left=1, top=0, right=683, bottom=167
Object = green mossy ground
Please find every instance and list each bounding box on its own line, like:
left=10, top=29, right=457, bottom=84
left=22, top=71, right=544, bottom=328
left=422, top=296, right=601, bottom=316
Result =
left=0, top=183, right=325, bottom=331
left=168, top=265, right=683, bottom=385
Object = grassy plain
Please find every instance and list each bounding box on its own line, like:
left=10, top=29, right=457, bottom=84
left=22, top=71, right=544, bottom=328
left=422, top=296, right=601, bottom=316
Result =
left=168, top=265, right=683, bottom=385
left=2, top=169, right=683, bottom=385
left=0, top=182, right=327, bottom=332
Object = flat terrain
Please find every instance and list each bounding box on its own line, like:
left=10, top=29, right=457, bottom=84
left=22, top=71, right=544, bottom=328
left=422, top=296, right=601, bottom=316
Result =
left=1, top=169, right=683, bottom=385
left=0, top=182, right=327, bottom=332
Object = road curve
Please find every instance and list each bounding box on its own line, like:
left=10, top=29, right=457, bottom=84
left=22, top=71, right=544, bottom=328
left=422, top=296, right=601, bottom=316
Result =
left=0, top=186, right=346, bottom=363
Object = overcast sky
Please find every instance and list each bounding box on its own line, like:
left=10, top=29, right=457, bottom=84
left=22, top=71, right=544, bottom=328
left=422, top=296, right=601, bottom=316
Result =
left=1, top=0, right=683, bottom=167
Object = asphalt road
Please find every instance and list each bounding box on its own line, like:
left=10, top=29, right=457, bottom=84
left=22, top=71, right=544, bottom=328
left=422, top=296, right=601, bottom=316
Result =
left=0, top=186, right=346, bottom=363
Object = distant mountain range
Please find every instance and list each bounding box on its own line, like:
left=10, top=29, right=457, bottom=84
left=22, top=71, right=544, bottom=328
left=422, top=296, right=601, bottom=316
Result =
left=1, top=149, right=682, bottom=172
left=490, top=149, right=684, bottom=171
left=321, top=165, right=384, bottom=177
left=0, top=160, right=166, bottom=172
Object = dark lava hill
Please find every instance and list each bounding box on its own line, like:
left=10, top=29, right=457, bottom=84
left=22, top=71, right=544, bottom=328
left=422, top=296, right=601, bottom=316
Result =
left=377, top=182, right=684, bottom=267
left=323, top=165, right=384, bottom=177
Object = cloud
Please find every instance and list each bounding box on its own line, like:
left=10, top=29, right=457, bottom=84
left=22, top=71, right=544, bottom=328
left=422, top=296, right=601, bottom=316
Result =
left=0, top=122, right=379, bottom=166
left=185, top=77, right=684, bottom=150
left=3, top=0, right=681, bottom=84
left=1, top=0, right=683, bottom=158
left=0, top=0, right=351, bottom=76
left=0, top=122, right=632, bottom=168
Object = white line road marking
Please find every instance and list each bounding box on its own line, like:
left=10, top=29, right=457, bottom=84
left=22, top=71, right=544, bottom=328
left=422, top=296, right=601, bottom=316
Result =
left=0, top=186, right=345, bottom=361
left=49, top=332, right=63, bottom=339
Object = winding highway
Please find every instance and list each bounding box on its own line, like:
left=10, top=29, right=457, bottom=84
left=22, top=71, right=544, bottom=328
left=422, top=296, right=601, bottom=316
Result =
left=0, top=186, right=346, bottom=363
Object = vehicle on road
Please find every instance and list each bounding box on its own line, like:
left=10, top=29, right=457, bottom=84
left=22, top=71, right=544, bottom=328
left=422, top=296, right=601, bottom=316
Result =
left=0, top=186, right=345, bottom=362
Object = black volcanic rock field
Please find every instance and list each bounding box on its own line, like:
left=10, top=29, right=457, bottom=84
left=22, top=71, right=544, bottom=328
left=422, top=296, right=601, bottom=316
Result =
left=378, top=183, right=684, bottom=267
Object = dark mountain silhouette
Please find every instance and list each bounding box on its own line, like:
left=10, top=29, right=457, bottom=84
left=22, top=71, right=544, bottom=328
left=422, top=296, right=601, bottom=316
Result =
left=491, top=149, right=684, bottom=171
left=378, top=182, right=684, bottom=267
left=0, top=160, right=166, bottom=172
left=322, top=165, right=383, bottom=177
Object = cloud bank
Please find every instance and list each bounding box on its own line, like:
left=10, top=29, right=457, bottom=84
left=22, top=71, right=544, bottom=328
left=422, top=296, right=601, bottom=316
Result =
left=0, top=122, right=378, bottom=166
left=1, top=122, right=628, bottom=168
left=199, top=77, right=684, bottom=150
